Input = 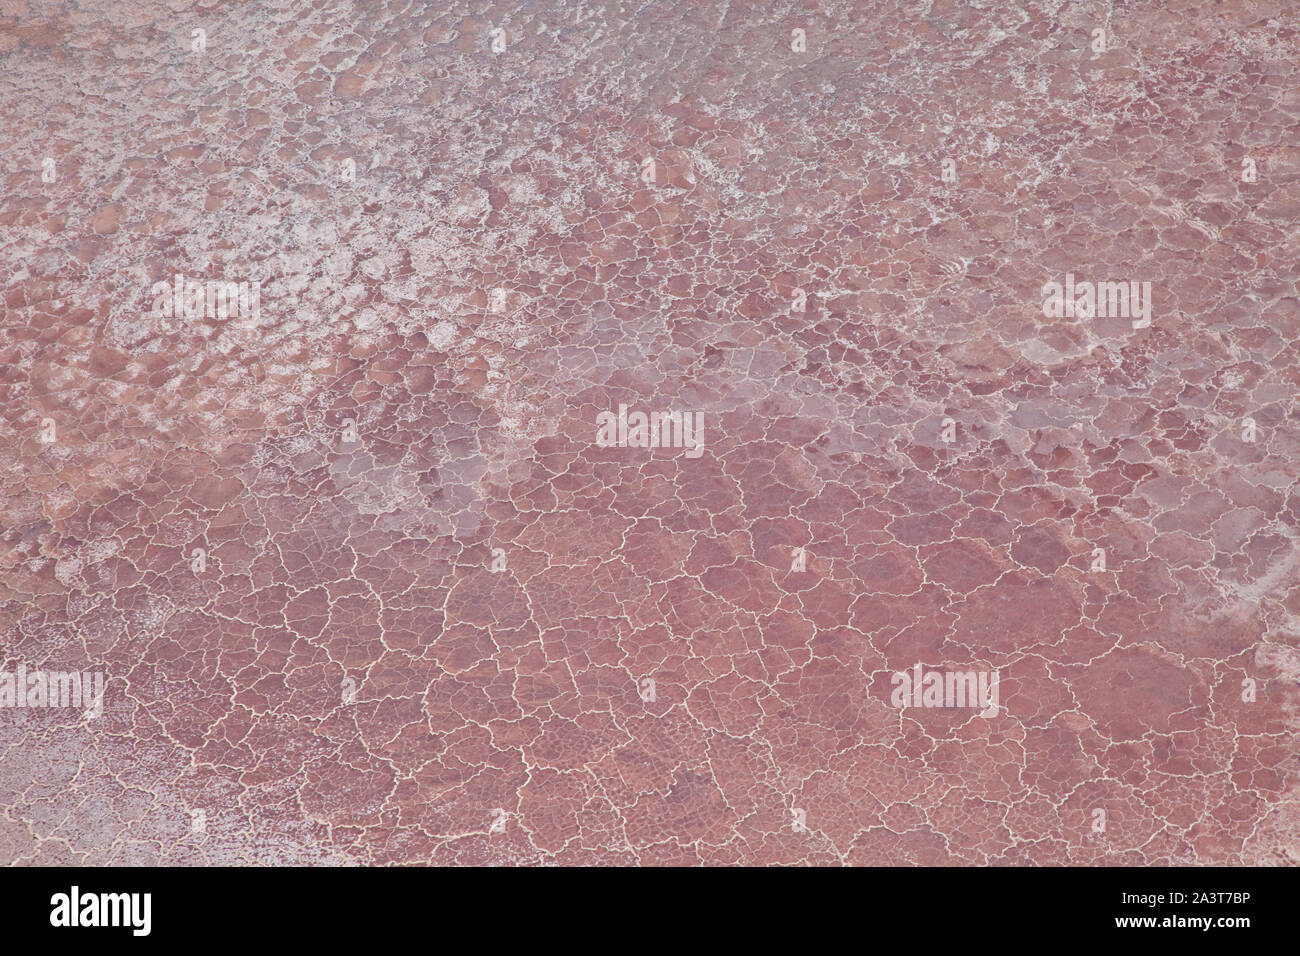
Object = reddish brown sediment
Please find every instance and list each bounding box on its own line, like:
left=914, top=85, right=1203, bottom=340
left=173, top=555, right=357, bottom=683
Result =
left=1, top=0, right=1298, bottom=865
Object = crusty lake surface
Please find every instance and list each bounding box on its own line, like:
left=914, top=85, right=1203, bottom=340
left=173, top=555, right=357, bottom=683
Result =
left=1, top=0, right=1298, bottom=865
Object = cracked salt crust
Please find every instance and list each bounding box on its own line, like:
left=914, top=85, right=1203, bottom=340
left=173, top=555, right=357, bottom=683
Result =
left=2, top=0, right=1299, bottom=866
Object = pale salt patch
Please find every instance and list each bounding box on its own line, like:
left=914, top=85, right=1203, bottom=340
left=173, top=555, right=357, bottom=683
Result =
left=84, top=539, right=121, bottom=564
left=54, top=556, right=82, bottom=586
left=283, top=432, right=320, bottom=457
left=427, top=321, right=458, bottom=350
left=502, top=174, right=541, bottom=205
